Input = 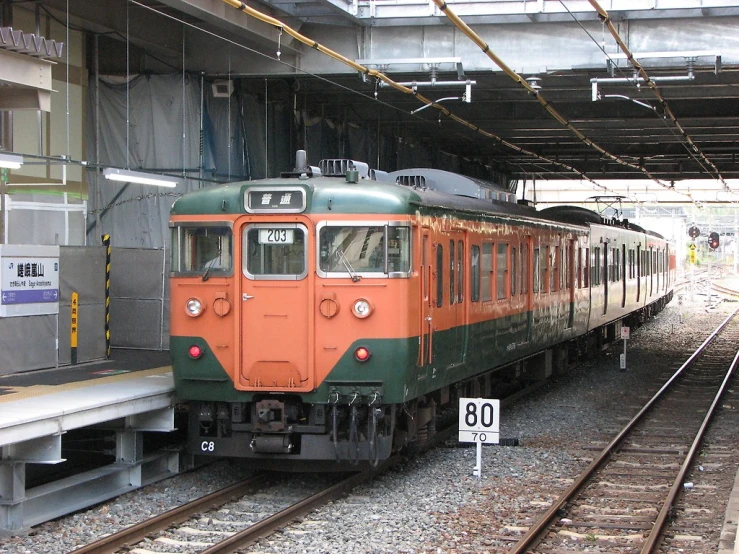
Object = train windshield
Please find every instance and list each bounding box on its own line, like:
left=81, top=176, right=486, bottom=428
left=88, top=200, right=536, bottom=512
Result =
left=318, top=224, right=411, bottom=276
left=243, top=224, right=308, bottom=280
left=171, top=225, right=233, bottom=276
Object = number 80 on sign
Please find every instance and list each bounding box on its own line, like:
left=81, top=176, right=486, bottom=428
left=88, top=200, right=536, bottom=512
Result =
left=458, top=398, right=500, bottom=444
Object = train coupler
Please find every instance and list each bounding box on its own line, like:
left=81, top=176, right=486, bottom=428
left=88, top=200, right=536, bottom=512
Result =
left=250, top=434, right=293, bottom=454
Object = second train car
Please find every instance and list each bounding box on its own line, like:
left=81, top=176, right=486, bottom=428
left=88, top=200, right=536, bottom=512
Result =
left=169, top=152, right=674, bottom=468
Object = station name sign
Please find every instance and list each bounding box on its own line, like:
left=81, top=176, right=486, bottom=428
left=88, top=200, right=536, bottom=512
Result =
left=245, top=187, right=306, bottom=214
left=0, top=244, right=60, bottom=318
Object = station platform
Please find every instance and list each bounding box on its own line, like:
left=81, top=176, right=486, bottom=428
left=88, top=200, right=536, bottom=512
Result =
left=0, top=349, right=181, bottom=533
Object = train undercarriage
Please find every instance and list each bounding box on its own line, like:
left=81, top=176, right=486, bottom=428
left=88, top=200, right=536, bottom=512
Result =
left=190, top=297, right=671, bottom=470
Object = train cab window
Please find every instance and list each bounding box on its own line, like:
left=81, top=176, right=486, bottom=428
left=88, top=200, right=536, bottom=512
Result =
left=171, top=224, right=233, bottom=277
left=481, top=243, right=493, bottom=301
left=471, top=245, right=480, bottom=302
left=244, top=224, right=307, bottom=280
left=318, top=224, right=411, bottom=277
left=497, top=243, right=508, bottom=300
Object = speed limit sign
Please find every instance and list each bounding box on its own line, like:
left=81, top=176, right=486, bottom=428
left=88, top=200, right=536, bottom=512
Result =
left=458, top=398, right=500, bottom=444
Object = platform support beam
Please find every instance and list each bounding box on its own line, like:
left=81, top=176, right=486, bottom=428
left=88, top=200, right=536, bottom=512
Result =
left=0, top=406, right=179, bottom=534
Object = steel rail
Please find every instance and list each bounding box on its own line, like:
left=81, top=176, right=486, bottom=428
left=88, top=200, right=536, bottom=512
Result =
left=641, top=345, right=739, bottom=552
left=712, top=283, right=739, bottom=298
left=67, top=473, right=273, bottom=554
left=508, top=305, right=739, bottom=554
left=199, top=460, right=399, bottom=554
left=199, top=420, right=460, bottom=554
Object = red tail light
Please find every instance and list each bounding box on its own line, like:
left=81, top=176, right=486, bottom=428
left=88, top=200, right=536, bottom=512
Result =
left=354, top=346, right=371, bottom=362
left=188, top=345, right=203, bottom=359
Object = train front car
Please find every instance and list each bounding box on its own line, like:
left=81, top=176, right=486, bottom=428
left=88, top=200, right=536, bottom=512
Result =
left=169, top=156, right=417, bottom=468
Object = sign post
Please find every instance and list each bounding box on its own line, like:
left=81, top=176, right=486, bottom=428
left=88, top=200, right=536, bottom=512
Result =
left=458, top=398, right=500, bottom=479
left=620, top=326, right=630, bottom=371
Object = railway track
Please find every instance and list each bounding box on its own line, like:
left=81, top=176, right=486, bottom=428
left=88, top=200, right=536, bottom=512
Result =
left=68, top=417, right=464, bottom=554
left=508, top=306, right=739, bottom=554
left=66, top=468, right=388, bottom=554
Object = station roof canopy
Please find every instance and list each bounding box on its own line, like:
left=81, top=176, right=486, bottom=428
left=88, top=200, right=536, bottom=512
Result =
left=31, top=0, right=739, bottom=200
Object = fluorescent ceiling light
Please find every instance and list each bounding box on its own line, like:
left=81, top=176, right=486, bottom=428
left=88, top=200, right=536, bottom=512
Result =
left=103, top=167, right=180, bottom=188
left=0, top=153, right=24, bottom=169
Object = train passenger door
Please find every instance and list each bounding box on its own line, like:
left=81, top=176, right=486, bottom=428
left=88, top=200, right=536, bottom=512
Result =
left=567, top=239, right=575, bottom=328
left=621, top=244, right=627, bottom=308
left=430, top=233, right=465, bottom=369
left=602, top=246, right=608, bottom=315
left=452, top=235, right=466, bottom=364
left=419, top=229, right=433, bottom=367
left=238, top=221, right=313, bottom=391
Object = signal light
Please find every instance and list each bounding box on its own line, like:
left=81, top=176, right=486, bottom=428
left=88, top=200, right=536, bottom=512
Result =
left=708, top=232, right=720, bottom=250
left=188, top=345, right=203, bottom=359
left=688, top=225, right=700, bottom=239
left=354, top=346, right=371, bottom=362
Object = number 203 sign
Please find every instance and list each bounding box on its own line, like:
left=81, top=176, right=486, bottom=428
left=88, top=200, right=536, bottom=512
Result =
left=458, top=398, right=500, bottom=444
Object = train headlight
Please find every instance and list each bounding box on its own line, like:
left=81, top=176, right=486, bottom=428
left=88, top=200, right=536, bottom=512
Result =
left=352, top=298, right=372, bottom=319
left=354, top=346, right=371, bottom=362
left=185, top=297, right=204, bottom=317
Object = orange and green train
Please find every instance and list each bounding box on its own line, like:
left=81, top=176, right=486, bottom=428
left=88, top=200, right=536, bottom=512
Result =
left=170, top=152, right=674, bottom=468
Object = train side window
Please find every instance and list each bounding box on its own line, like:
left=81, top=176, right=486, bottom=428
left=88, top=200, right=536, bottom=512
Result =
left=457, top=241, right=464, bottom=303
left=533, top=247, right=541, bottom=293
left=449, top=240, right=455, bottom=305
left=470, top=245, right=480, bottom=302
left=511, top=247, right=517, bottom=296
left=584, top=247, right=590, bottom=287
left=481, top=243, right=493, bottom=301
left=436, top=244, right=444, bottom=307
left=172, top=224, right=233, bottom=276
left=591, top=247, right=600, bottom=286
left=544, top=246, right=551, bottom=293
left=550, top=246, right=558, bottom=292
left=521, top=242, right=529, bottom=294
left=497, top=243, right=508, bottom=300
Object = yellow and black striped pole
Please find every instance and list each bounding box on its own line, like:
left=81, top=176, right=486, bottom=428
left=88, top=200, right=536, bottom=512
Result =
left=102, top=234, right=111, bottom=358
left=71, top=291, right=79, bottom=364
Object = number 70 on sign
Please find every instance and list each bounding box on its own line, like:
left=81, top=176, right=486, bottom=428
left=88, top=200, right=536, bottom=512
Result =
left=458, top=398, right=500, bottom=444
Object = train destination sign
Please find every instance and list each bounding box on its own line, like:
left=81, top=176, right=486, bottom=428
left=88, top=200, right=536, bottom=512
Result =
left=245, top=187, right=306, bottom=213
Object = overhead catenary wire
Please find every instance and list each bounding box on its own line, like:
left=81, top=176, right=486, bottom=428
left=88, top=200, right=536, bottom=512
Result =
left=429, top=0, right=700, bottom=206
left=586, top=0, right=729, bottom=190
left=218, top=0, right=623, bottom=195
left=557, top=1, right=719, bottom=186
